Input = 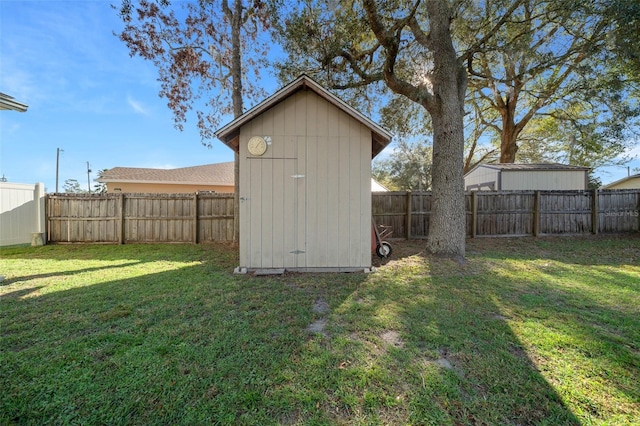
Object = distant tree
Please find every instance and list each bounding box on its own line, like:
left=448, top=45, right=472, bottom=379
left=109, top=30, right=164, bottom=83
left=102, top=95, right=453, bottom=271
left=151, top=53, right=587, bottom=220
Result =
left=93, top=169, right=108, bottom=194
left=63, top=179, right=86, bottom=194
left=116, top=0, right=275, bottom=241
left=373, top=139, right=432, bottom=191
left=588, top=174, right=602, bottom=189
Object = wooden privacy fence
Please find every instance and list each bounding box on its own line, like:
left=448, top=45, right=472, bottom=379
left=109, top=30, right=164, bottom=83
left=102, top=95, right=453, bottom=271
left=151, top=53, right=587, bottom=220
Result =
left=46, top=190, right=639, bottom=244
left=372, top=189, right=640, bottom=239
left=47, top=193, right=234, bottom=244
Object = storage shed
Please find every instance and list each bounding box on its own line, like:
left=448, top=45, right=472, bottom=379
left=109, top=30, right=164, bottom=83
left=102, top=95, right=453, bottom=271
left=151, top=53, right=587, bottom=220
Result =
left=464, top=163, right=590, bottom=191
left=215, top=75, right=392, bottom=272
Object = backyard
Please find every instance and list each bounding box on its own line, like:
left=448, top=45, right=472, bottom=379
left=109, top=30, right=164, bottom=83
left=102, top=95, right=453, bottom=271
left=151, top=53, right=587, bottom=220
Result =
left=1, top=236, right=638, bottom=425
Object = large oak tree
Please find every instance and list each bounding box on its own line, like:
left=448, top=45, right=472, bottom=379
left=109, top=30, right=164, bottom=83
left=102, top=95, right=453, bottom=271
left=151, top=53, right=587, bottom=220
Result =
left=276, top=0, right=533, bottom=259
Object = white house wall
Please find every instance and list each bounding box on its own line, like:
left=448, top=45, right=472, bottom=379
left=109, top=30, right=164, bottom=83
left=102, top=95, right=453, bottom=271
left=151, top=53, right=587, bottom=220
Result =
left=239, top=90, right=372, bottom=270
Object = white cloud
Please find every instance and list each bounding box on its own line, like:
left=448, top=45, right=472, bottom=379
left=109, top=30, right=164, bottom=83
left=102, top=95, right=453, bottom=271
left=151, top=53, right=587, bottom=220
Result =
left=127, top=95, right=150, bottom=116
left=624, top=143, right=640, bottom=159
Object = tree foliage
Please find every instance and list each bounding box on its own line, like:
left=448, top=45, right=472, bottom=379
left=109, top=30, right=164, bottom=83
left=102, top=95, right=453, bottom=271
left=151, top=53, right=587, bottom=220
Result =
left=277, top=0, right=638, bottom=177
left=275, top=0, right=489, bottom=258
left=116, top=0, right=276, bottom=241
left=373, top=139, right=432, bottom=191
left=63, top=179, right=86, bottom=194
left=459, top=0, right=639, bottom=166
left=116, top=0, right=272, bottom=143
left=93, top=169, right=109, bottom=194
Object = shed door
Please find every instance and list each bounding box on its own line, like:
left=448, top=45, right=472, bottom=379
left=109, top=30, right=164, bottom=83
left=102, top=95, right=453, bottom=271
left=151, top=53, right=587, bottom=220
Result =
left=245, top=158, right=305, bottom=269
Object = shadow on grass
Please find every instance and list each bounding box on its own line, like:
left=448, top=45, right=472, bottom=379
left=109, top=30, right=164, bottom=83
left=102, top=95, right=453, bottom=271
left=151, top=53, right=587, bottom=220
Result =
left=0, top=253, right=365, bottom=425
left=401, top=261, right=582, bottom=424
left=0, top=262, right=143, bottom=286
left=355, top=235, right=638, bottom=424
left=2, top=237, right=638, bottom=424
left=0, top=242, right=239, bottom=263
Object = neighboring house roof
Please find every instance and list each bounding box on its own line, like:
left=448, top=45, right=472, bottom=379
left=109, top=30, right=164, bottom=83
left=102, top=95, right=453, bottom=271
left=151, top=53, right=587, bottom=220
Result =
left=0, top=93, right=28, bottom=112
left=602, top=173, right=640, bottom=189
left=97, top=162, right=234, bottom=186
left=215, top=74, right=393, bottom=158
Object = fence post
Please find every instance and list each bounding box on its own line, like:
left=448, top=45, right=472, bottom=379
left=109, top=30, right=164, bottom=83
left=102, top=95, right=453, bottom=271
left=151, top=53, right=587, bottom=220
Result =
left=45, top=194, right=50, bottom=244
left=118, top=194, right=125, bottom=244
left=471, top=191, right=477, bottom=238
left=533, top=191, right=541, bottom=237
left=592, top=188, right=599, bottom=235
left=405, top=191, right=412, bottom=239
left=637, top=191, right=640, bottom=232
left=193, top=193, right=199, bottom=244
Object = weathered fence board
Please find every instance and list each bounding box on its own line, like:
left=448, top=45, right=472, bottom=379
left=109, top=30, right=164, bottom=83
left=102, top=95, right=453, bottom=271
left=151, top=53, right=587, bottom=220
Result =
left=598, top=190, right=640, bottom=233
left=372, top=189, right=640, bottom=239
left=45, top=190, right=639, bottom=244
left=47, top=193, right=235, bottom=244
left=198, top=194, right=235, bottom=242
left=47, top=194, right=120, bottom=243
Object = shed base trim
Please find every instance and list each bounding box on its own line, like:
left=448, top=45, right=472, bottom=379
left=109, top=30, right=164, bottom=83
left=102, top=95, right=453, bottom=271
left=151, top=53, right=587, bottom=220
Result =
left=239, top=266, right=375, bottom=274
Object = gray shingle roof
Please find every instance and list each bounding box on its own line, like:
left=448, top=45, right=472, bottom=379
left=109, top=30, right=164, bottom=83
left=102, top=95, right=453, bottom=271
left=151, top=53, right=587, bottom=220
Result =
left=479, top=163, right=590, bottom=171
left=98, top=162, right=234, bottom=185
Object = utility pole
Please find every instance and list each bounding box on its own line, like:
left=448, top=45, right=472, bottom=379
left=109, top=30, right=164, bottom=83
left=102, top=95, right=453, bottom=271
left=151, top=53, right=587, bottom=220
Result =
left=87, top=162, right=92, bottom=193
left=56, top=148, right=63, bottom=193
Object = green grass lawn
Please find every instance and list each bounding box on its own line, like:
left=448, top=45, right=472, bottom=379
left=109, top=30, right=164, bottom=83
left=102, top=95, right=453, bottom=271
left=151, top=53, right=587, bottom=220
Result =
left=1, top=236, right=638, bottom=425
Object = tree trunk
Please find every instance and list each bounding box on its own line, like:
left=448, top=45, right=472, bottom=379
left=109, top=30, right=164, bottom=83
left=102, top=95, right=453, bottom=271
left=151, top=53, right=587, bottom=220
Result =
left=230, top=0, right=244, bottom=243
left=499, top=98, right=519, bottom=163
left=425, top=1, right=467, bottom=260
left=499, top=124, right=518, bottom=163
left=428, top=103, right=467, bottom=259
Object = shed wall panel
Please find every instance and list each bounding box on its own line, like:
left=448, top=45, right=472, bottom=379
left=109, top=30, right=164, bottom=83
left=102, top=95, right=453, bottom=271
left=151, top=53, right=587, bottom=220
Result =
left=238, top=89, right=372, bottom=270
left=465, top=166, right=499, bottom=190
left=502, top=170, right=587, bottom=190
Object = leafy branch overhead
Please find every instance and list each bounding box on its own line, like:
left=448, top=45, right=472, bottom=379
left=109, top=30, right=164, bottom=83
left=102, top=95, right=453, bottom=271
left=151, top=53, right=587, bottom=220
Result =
left=277, top=0, right=639, bottom=174
left=115, top=0, right=272, bottom=144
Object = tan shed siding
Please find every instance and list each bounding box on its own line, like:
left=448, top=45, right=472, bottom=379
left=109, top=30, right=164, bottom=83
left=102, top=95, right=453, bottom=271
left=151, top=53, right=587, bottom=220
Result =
left=106, top=183, right=233, bottom=193
left=502, top=170, right=586, bottom=190
left=238, top=89, right=372, bottom=270
left=465, top=166, right=500, bottom=190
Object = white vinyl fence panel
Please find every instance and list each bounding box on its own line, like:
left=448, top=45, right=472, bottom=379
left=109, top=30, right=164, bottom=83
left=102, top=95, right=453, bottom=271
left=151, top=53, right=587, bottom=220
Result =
left=0, top=182, right=45, bottom=246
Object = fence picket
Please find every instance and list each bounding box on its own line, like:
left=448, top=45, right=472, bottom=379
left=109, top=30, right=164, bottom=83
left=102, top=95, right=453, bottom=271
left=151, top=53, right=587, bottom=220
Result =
left=44, top=190, right=640, bottom=244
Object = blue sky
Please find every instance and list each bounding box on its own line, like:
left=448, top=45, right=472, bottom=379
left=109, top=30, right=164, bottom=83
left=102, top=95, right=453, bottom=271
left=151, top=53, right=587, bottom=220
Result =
left=1, top=1, right=638, bottom=193
left=0, top=0, right=276, bottom=193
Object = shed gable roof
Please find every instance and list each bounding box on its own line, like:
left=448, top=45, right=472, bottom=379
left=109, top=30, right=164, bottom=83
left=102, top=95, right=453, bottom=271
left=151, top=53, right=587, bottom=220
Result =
left=98, top=162, right=234, bottom=186
left=215, top=75, right=393, bottom=158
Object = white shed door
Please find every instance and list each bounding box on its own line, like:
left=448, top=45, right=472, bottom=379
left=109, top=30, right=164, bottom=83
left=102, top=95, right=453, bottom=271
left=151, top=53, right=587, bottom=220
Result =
left=245, top=158, right=305, bottom=269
